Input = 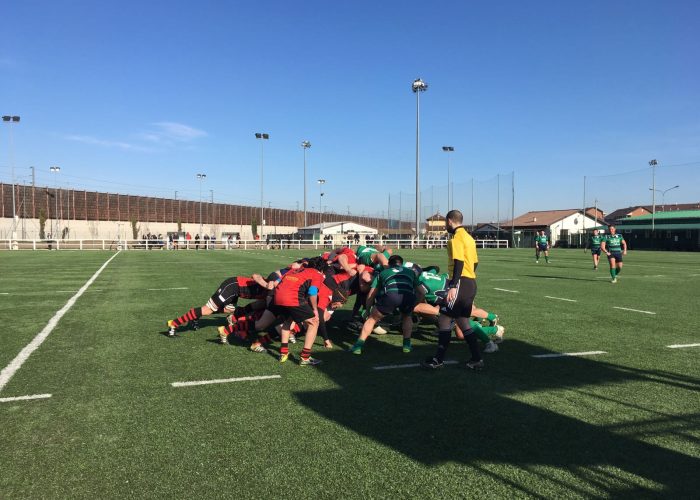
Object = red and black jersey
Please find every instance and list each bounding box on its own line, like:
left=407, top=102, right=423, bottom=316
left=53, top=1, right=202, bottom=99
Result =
left=235, top=276, right=267, bottom=300
left=330, top=247, right=357, bottom=266
left=317, top=282, right=334, bottom=311
left=273, top=267, right=324, bottom=307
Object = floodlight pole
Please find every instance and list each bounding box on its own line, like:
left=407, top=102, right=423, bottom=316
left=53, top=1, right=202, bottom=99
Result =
left=318, top=179, right=326, bottom=225
left=649, top=159, right=658, bottom=233
left=256, top=133, right=269, bottom=237
left=302, top=141, right=311, bottom=227
left=197, top=173, right=206, bottom=235
left=412, top=78, right=428, bottom=240
left=50, top=166, right=60, bottom=237
left=442, top=146, right=454, bottom=211
left=3, top=115, right=20, bottom=240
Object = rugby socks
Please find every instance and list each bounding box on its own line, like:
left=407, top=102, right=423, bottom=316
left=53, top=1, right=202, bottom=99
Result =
left=610, top=268, right=616, bottom=279
left=545, top=256, right=549, bottom=263
left=436, top=330, right=452, bottom=362
left=486, top=312, right=497, bottom=322
left=616, top=266, right=622, bottom=275
left=300, top=347, right=312, bottom=360
left=259, top=333, right=272, bottom=345
left=463, top=331, right=482, bottom=362
left=280, top=342, right=289, bottom=357
left=402, top=338, right=412, bottom=352
left=350, top=339, right=365, bottom=353
left=172, top=307, right=202, bottom=327
left=470, top=323, right=491, bottom=344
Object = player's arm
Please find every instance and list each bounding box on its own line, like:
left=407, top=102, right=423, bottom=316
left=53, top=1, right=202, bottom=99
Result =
left=622, top=238, right=628, bottom=255
left=307, top=281, right=319, bottom=318
left=337, top=253, right=357, bottom=276
left=252, top=273, right=269, bottom=288
left=600, top=239, right=608, bottom=254
left=374, top=252, right=389, bottom=268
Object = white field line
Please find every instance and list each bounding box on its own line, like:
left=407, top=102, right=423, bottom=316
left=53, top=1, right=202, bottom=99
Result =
left=545, top=296, right=578, bottom=303
left=0, top=251, right=121, bottom=393
left=667, top=343, right=700, bottom=349
left=56, top=289, right=103, bottom=293
left=148, top=287, right=189, bottom=291
left=494, top=288, right=519, bottom=293
left=532, top=351, right=607, bottom=359
left=373, top=361, right=459, bottom=371
left=613, top=306, right=656, bottom=315
left=171, top=374, right=281, bottom=387
left=0, top=292, right=8, bottom=295
left=0, top=393, right=52, bottom=403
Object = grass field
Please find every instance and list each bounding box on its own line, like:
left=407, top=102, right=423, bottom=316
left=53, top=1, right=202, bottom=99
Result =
left=1, top=248, right=699, bottom=498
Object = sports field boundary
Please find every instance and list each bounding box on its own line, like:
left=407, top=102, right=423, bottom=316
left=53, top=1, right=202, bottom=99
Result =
left=0, top=251, right=121, bottom=393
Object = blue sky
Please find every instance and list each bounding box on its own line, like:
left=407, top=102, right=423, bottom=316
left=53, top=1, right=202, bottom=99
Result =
left=1, top=0, right=698, bottom=221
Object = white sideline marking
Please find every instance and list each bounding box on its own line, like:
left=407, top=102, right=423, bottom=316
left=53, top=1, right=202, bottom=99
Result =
left=490, top=278, right=519, bottom=281
left=0, top=393, right=52, bottom=403
left=56, top=289, right=102, bottom=293
left=373, top=361, right=459, bottom=370
left=494, top=288, right=519, bottom=293
left=171, top=375, right=281, bottom=387
left=532, top=351, right=607, bottom=359
left=0, top=251, right=121, bottom=392
left=667, top=343, right=700, bottom=349
left=613, top=306, right=656, bottom=315
left=148, top=287, right=189, bottom=291
left=545, top=296, right=577, bottom=303
left=0, top=292, right=8, bottom=295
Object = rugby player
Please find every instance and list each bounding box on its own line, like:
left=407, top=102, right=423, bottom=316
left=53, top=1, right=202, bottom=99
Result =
left=166, top=274, right=269, bottom=336
left=350, top=254, right=418, bottom=355
left=600, top=225, right=627, bottom=283
left=422, top=210, right=483, bottom=370
left=535, top=230, right=550, bottom=264
left=589, top=228, right=604, bottom=270
left=356, top=244, right=392, bottom=271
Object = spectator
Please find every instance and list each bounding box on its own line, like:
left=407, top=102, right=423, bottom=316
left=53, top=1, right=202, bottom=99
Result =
left=204, top=234, right=210, bottom=249
left=211, top=234, right=216, bottom=249
left=195, top=234, right=200, bottom=250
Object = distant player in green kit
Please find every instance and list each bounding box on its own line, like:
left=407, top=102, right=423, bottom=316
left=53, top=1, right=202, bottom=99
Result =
left=534, top=230, right=550, bottom=263
left=589, top=229, right=604, bottom=270
left=600, top=225, right=627, bottom=283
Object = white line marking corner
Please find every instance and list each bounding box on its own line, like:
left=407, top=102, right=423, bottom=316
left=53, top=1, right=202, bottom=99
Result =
left=0, top=393, right=52, bottom=403
left=171, top=374, right=281, bottom=387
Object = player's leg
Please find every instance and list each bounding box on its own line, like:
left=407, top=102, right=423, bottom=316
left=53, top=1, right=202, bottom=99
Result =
left=247, top=308, right=278, bottom=352
left=615, top=254, right=623, bottom=276
left=535, top=247, right=540, bottom=263
left=278, top=317, right=294, bottom=362
left=299, top=312, right=321, bottom=365
left=608, top=256, right=618, bottom=282
left=350, top=307, right=384, bottom=354
left=544, top=248, right=550, bottom=263
left=471, top=304, right=498, bottom=325
left=455, top=316, right=483, bottom=369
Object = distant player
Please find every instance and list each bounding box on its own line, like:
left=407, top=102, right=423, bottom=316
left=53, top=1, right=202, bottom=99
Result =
left=349, top=254, right=418, bottom=355
left=534, top=230, right=550, bottom=263
left=589, top=229, right=604, bottom=270
left=166, top=275, right=269, bottom=336
left=600, top=225, right=627, bottom=283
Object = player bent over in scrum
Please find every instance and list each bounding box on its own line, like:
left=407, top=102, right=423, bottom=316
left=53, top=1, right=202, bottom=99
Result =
left=166, top=274, right=269, bottom=336
left=349, top=254, right=418, bottom=355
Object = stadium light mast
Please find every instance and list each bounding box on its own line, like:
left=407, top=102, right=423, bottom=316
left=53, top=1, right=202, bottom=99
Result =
left=649, top=159, right=658, bottom=233
left=442, top=146, right=454, bottom=211
left=50, top=166, right=60, bottom=237
left=196, top=173, right=206, bottom=235
left=302, top=140, right=311, bottom=227
left=317, top=178, right=326, bottom=225
left=412, top=78, right=428, bottom=240
left=255, top=133, right=269, bottom=237
left=3, top=115, right=20, bottom=240
left=650, top=185, right=679, bottom=212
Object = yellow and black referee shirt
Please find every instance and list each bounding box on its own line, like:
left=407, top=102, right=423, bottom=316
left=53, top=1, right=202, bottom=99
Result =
left=447, top=226, right=478, bottom=279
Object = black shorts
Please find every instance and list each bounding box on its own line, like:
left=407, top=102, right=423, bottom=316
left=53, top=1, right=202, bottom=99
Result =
left=374, top=292, right=416, bottom=316
left=608, top=251, right=623, bottom=262
left=206, top=278, right=240, bottom=311
left=591, top=247, right=601, bottom=256
left=270, top=303, right=315, bottom=324
left=537, top=244, right=548, bottom=252
left=440, top=277, right=476, bottom=319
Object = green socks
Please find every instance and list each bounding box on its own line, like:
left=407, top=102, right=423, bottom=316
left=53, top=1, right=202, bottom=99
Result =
left=350, top=339, right=365, bottom=354
left=486, top=312, right=497, bottom=322
left=616, top=266, right=622, bottom=275
left=610, top=268, right=617, bottom=279
left=469, top=321, right=491, bottom=344
left=402, top=338, right=412, bottom=353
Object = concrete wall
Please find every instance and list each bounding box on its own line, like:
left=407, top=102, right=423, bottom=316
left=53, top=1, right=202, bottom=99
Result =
left=0, top=217, right=298, bottom=240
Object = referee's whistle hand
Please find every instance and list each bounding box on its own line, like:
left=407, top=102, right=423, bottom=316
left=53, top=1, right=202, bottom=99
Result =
left=447, top=288, right=457, bottom=304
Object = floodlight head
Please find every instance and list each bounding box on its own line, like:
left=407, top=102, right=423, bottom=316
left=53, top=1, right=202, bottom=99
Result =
left=301, top=140, right=311, bottom=149
left=2, top=116, right=10, bottom=122
left=255, top=133, right=262, bottom=139
left=262, top=133, right=269, bottom=139
left=197, top=173, right=206, bottom=180
left=317, top=178, right=326, bottom=185
left=12, top=116, right=19, bottom=122
left=648, top=159, right=658, bottom=166
left=50, top=166, right=61, bottom=172
left=442, top=146, right=454, bottom=152
left=412, top=78, right=428, bottom=92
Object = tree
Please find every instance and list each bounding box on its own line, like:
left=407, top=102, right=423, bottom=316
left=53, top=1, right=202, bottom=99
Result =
left=130, top=218, right=140, bottom=240
left=251, top=218, right=258, bottom=238
left=39, top=209, right=47, bottom=240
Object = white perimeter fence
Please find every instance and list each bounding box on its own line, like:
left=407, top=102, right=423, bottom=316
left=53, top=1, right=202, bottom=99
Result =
left=0, top=239, right=510, bottom=251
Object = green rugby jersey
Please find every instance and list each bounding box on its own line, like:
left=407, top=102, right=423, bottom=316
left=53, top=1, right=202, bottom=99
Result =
left=417, top=271, right=449, bottom=304
left=371, top=266, right=418, bottom=296
left=590, top=235, right=603, bottom=249
left=535, top=235, right=548, bottom=246
left=605, top=234, right=625, bottom=252
left=357, top=245, right=378, bottom=266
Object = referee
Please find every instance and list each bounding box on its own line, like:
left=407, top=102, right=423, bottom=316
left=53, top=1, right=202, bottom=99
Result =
left=422, top=210, right=483, bottom=370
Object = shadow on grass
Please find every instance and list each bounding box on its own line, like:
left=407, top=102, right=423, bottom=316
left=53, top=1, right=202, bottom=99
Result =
left=294, top=332, right=700, bottom=497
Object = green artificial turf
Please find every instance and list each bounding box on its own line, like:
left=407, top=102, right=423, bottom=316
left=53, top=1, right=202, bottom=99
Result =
left=0, top=248, right=698, bottom=498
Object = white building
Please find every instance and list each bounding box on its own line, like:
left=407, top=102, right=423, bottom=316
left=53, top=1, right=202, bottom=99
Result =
left=298, top=221, right=378, bottom=239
